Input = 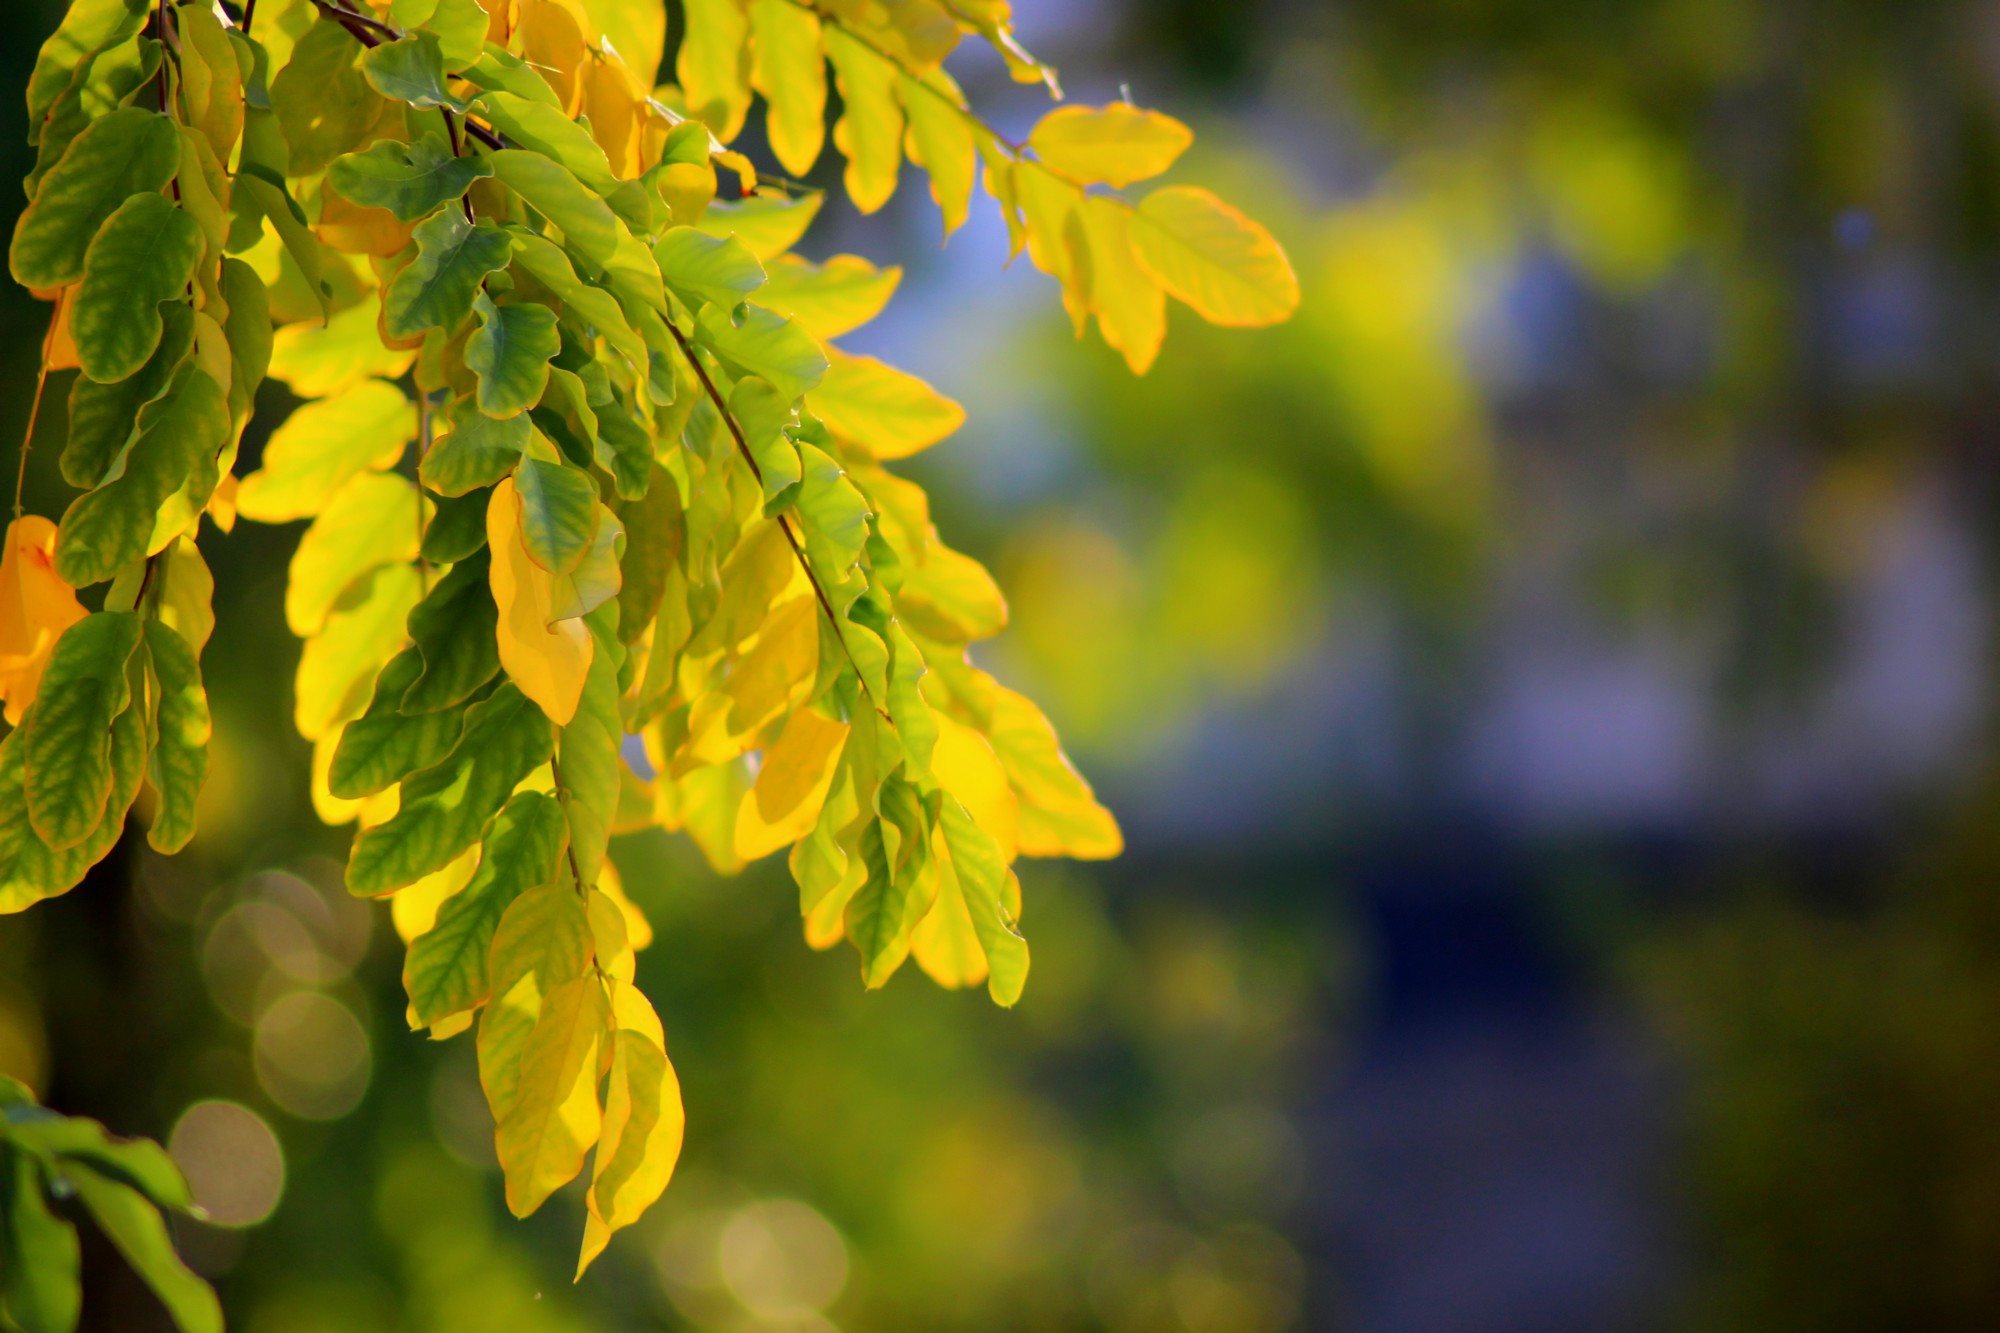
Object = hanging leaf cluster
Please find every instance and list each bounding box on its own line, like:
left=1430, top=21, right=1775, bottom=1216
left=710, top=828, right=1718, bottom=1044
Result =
left=0, top=0, right=1300, bottom=1295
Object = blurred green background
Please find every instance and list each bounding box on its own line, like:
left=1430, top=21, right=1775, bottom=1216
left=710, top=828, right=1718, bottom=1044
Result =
left=8, top=0, right=2000, bottom=1329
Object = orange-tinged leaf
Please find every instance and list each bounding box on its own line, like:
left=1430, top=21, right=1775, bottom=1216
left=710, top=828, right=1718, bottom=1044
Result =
left=0, top=517, right=87, bottom=727
left=1129, top=185, right=1301, bottom=328
left=578, top=53, right=647, bottom=178
left=489, top=477, right=595, bottom=725
left=1028, top=103, right=1192, bottom=188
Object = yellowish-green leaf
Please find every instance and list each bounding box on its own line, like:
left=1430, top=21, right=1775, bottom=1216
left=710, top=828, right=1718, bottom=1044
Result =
left=473, top=91, right=621, bottom=197
left=810, top=351, right=964, bottom=460
left=284, top=471, right=422, bottom=636
left=293, top=562, right=423, bottom=741
left=421, top=400, right=530, bottom=498
left=696, top=189, right=821, bottom=262
left=0, top=683, right=146, bottom=914
left=71, top=194, right=203, bottom=384
left=56, top=365, right=226, bottom=587
left=693, top=302, right=826, bottom=401
left=346, top=683, right=556, bottom=895
left=66, top=1165, right=220, bottom=1333
left=825, top=26, right=904, bottom=215
left=467, top=292, right=560, bottom=419
left=405, top=790, right=566, bottom=1027
left=237, top=379, right=413, bottom=523
left=487, top=149, right=620, bottom=274
left=755, top=254, right=900, bottom=341
left=678, top=0, right=752, bottom=141
left=1129, top=185, right=1302, bottom=328
left=578, top=985, right=683, bottom=1276
left=327, top=133, right=492, bottom=222
left=654, top=226, right=766, bottom=312
left=265, top=293, right=415, bottom=398
left=360, top=32, right=465, bottom=112
left=899, top=70, right=976, bottom=238
left=10, top=105, right=178, bottom=290
left=383, top=209, right=513, bottom=340
left=21, top=612, right=138, bottom=852
left=140, top=619, right=208, bottom=854
left=62, top=301, right=194, bottom=489
left=495, top=971, right=607, bottom=1218
left=749, top=0, right=825, bottom=177
left=326, top=649, right=467, bottom=800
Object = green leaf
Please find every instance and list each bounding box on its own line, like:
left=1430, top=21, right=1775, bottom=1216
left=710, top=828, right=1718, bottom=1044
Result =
left=71, top=193, right=203, bottom=383
left=458, top=47, right=564, bottom=109
left=389, top=0, right=489, bottom=66
left=612, top=465, right=683, bottom=644
left=67, top=1164, right=221, bottom=1333
left=360, top=32, right=466, bottom=111
left=55, top=366, right=225, bottom=587
left=233, top=168, right=331, bottom=320
left=730, top=376, right=801, bottom=503
left=843, top=786, right=937, bottom=989
left=792, top=442, right=871, bottom=577
left=487, top=150, right=620, bottom=274
left=328, top=134, right=492, bottom=221
left=285, top=471, right=423, bottom=637
left=404, top=790, right=566, bottom=1026
left=140, top=620, right=208, bottom=855
left=27, top=0, right=149, bottom=141
left=346, top=684, right=556, bottom=896
left=593, top=391, right=654, bottom=501
left=693, top=302, right=827, bottom=401
left=10, top=105, right=177, bottom=289
left=495, top=972, right=607, bottom=1218
left=327, top=650, right=468, bottom=800
left=0, top=677, right=147, bottom=915
left=421, top=400, right=530, bottom=497
left=467, top=292, right=561, bottom=419
left=560, top=603, right=623, bottom=882
left=472, top=91, right=621, bottom=196
left=420, top=487, right=490, bottom=564
left=696, top=190, right=822, bottom=262
left=515, top=455, right=602, bottom=577
left=384, top=208, right=513, bottom=339
left=654, top=226, right=767, bottom=312
left=29, top=30, right=161, bottom=202
left=0, top=1147, right=81, bottom=1333
left=236, top=379, right=413, bottom=523
left=21, top=611, right=140, bottom=852
left=62, top=300, right=194, bottom=488
left=402, top=551, right=502, bottom=712
left=505, top=230, right=648, bottom=371
left=8, top=1115, right=193, bottom=1212
left=936, top=798, right=1028, bottom=1005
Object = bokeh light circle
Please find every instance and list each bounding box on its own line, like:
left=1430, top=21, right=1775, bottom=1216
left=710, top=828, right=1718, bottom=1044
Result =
left=254, top=991, right=372, bottom=1120
left=719, top=1199, right=850, bottom=1317
left=168, top=1100, right=285, bottom=1227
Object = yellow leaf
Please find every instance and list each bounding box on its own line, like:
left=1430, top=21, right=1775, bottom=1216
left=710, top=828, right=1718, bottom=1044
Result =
left=237, top=380, right=415, bottom=522
left=930, top=712, right=1018, bottom=862
left=391, top=846, right=478, bottom=942
left=735, top=706, right=849, bottom=862
left=155, top=536, right=215, bottom=660
left=1129, top=185, right=1301, bottom=328
left=749, top=0, right=826, bottom=178
left=825, top=27, right=904, bottom=215
left=489, top=477, right=595, bottom=725
left=809, top=350, right=964, bottom=460
left=266, top=298, right=418, bottom=402
left=0, top=517, right=87, bottom=727
left=284, top=471, right=423, bottom=637
left=578, top=51, right=647, bottom=178
left=987, top=681, right=1122, bottom=860
left=586, top=883, right=634, bottom=981
left=653, top=755, right=752, bottom=875
left=46, top=287, right=80, bottom=372
left=294, top=563, right=423, bottom=740
left=578, top=981, right=683, bottom=1276
left=597, top=859, right=652, bottom=950
left=579, top=0, right=665, bottom=88
left=681, top=594, right=817, bottom=769
left=910, top=851, right=986, bottom=990
left=1014, top=164, right=1088, bottom=334
left=480, top=880, right=593, bottom=1118
left=317, top=182, right=415, bottom=258
left=1077, top=194, right=1166, bottom=374
left=900, top=69, right=977, bottom=238
left=1027, top=103, right=1193, bottom=189
left=516, top=0, right=588, bottom=112
left=755, top=254, right=900, bottom=342
left=495, top=972, right=608, bottom=1217
left=679, top=0, right=752, bottom=141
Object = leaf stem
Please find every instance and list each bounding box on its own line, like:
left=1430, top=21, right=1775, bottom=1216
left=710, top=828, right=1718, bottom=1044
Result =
left=13, top=307, right=59, bottom=520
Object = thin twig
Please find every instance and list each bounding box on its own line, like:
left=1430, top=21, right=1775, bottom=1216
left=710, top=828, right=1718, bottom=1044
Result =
left=12, top=309, right=57, bottom=519
left=662, top=319, right=886, bottom=715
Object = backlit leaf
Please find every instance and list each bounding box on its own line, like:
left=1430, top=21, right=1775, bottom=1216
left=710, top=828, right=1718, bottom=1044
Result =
left=284, top=471, right=422, bottom=637
left=755, top=254, right=900, bottom=341
left=694, top=302, right=827, bottom=401
left=489, top=477, right=594, bottom=724
left=21, top=611, right=138, bottom=852
left=62, top=300, right=194, bottom=489
left=810, top=352, right=965, bottom=460
left=293, top=563, right=424, bottom=741
left=495, top=972, right=607, bottom=1217
left=0, top=517, right=87, bottom=728
left=66, top=1165, right=220, bottom=1333
left=237, top=379, right=413, bottom=523
left=577, top=990, right=683, bottom=1275
left=487, top=149, right=620, bottom=273
left=749, top=0, right=826, bottom=177
left=70, top=193, right=202, bottom=384
left=826, top=26, right=905, bottom=215
left=654, top=226, right=766, bottom=312
left=0, top=1146, right=82, bottom=1333
left=1028, top=103, right=1193, bottom=188
left=140, top=620, right=208, bottom=855
left=360, top=32, right=464, bottom=111
left=900, top=70, right=976, bottom=237
left=327, top=134, right=492, bottom=222
left=327, top=650, right=468, bottom=800
left=421, top=401, right=530, bottom=497
left=347, top=684, right=556, bottom=895
left=1129, top=185, right=1302, bottom=328
left=678, top=0, right=752, bottom=141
